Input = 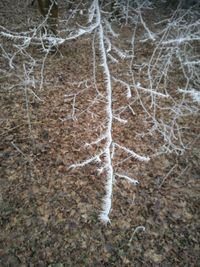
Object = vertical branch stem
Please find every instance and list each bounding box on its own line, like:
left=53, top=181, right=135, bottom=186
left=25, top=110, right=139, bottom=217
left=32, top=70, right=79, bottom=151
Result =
left=96, top=1, right=114, bottom=223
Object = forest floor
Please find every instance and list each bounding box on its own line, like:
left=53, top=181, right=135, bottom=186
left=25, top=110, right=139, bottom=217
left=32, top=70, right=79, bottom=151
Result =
left=0, top=1, right=200, bottom=266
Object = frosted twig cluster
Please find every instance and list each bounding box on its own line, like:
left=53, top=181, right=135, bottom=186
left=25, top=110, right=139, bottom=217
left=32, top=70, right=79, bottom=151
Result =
left=1, top=0, right=199, bottom=223
left=69, top=0, right=149, bottom=223
left=128, top=3, right=200, bottom=155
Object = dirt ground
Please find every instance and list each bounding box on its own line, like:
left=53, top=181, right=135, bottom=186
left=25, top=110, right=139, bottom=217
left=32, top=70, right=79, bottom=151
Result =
left=0, top=1, right=200, bottom=266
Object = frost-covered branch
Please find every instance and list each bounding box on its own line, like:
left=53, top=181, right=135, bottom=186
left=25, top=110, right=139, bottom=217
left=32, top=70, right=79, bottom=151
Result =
left=1, top=0, right=199, bottom=224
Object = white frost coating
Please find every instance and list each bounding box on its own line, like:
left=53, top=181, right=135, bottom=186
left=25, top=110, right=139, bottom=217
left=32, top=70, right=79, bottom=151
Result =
left=135, top=84, right=169, bottom=98
left=85, top=134, right=107, bottom=146
left=116, top=173, right=139, bottom=185
left=70, top=150, right=104, bottom=169
left=1, top=0, right=153, bottom=225
left=113, top=116, right=128, bottom=124
left=162, top=37, right=200, bottom=45
left=113, top=76, right=132, bottom=98
left=108, top=54, right=118, bottom=64
left=138, top=10, right=156, bottom=41
left=1, top=31, right=65, bottom=45
left=96, top=2, right=114, bottom=224
left=2, top=0, right=199, bottom=224
left=104, top=18, right=119, bottom=38
left=115, top=143, right=150, bottom=162
left=112, top=45, right=133, bottom=59
left=99, top=213, right=111, bottom=223
left=88, top=0, right=96, bottom=23
left=69, top=1, right=150, bottom=224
